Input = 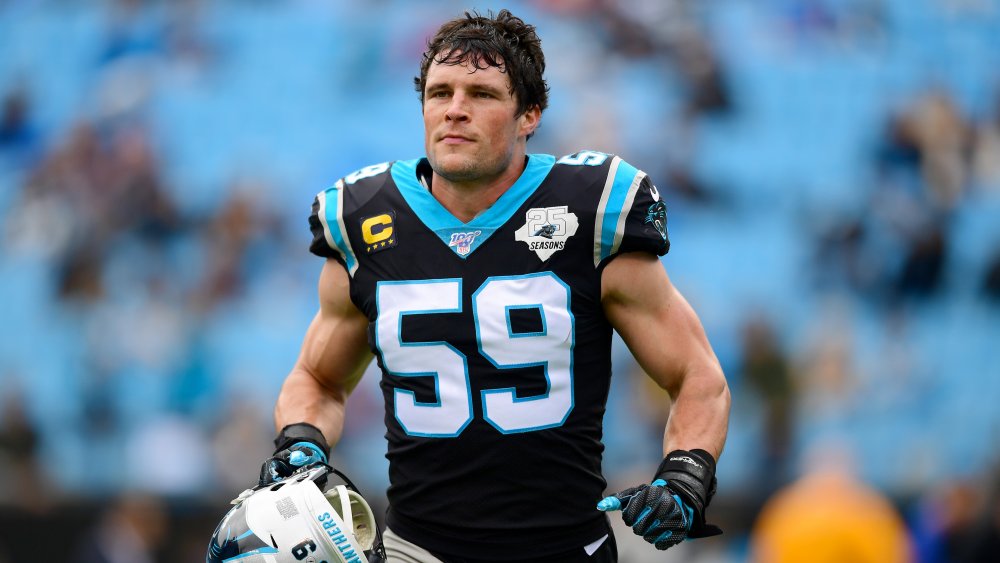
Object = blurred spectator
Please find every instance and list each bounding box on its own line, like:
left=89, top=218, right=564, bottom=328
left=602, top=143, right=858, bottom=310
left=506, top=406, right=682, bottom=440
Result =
left=795, top=299, right=859, bottom=419
left=0, top=384, right=49, bottom=512
left=983, top=247, right=1000, bottom=301
left=875, top=112, right=923, bottom=193
left=594, top=1, right=659, bottom=58
left=893, top=220, right=949, bottom=300
left=812, top=214, right=883, bottom=295
left=909, top=90, right=970, bottom=210
left=585, top=0, right=733, bottom=119
left=661, top=163, right=719, bottom=205
left=670, top=29, right=733, bottom=119
left=0, top=83, right=40, bottom=166
left=971, top=88, right=1000, bottom=193
left=78, top=366, right=125, bottom=493
left=6, top=118, right=179, bottom=301
left=739, top=314, right=795, bottom=490
left=911, top=471, right=1000, bottom=563
left=71, top=494, right=168, bottom=563
left=750, top=442, right=913, bottom=563
left=57, top=246, right=107, bottom=303
left=885, top=89, right=971, bottom=211
left=192, top=183, right=286, bottom=311
left=102, top=123, right=180, bottom=241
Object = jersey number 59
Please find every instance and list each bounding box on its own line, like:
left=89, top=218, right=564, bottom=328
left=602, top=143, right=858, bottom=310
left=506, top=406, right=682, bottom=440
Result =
left=375, top=273, right=574, bottom=437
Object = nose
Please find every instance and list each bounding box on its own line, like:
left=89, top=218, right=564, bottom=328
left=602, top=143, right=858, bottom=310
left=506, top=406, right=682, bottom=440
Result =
left=444, top=92, right=470, bottom=122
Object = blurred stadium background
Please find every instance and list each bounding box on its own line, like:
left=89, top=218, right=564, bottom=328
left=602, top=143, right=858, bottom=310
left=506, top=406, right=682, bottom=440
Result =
left=1, top=0, right=999, bottom=561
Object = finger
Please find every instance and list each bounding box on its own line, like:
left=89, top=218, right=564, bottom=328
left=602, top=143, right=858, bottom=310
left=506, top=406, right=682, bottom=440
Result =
left=643, top=523, right=673, bottom=544
left=289, top=442, right=328, bottom=466
left=596, top=486, right=641, bottom=512
left=596, top=496, right=621, bottom=512
left=288, top=449, right=311, bottom=466
left=630, top=506, right=656, bottom=533
left=653, top=530, right=681, bottom=551
left=258, top=458, right=285, bottom=486
left=621, top=487, right=659, bottom=526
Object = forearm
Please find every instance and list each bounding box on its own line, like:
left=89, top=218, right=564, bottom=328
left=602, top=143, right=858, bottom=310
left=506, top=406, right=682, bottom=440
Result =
left=663, top=364, right=730, bottom=461
left=274, top=367, right=350, bottom=450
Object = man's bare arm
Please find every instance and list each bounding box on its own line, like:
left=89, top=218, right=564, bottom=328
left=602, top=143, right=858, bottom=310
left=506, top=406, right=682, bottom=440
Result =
left=601, top=252, right=730, bottom=460
left=274, top=259, right=374, bottom=449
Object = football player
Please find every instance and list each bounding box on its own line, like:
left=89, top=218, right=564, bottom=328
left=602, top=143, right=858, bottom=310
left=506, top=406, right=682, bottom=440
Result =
left=261, top=9, right=730, bottom=562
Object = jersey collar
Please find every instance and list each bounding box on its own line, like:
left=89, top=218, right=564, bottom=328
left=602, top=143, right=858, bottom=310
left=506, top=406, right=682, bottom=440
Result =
left=391, top=154, right=556, bottom=258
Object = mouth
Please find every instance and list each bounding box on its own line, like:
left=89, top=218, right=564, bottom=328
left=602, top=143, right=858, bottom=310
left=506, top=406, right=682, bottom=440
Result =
left=439, top=133, right=474, bottom=144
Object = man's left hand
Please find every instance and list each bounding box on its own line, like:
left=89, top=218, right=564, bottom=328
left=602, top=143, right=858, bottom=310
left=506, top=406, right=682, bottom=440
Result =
left=597, top=479, right=692, bottom=550
left=598, top=449, right=722, bottom=550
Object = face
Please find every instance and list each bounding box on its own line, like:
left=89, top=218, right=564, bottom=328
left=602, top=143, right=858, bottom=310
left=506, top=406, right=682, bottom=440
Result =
left=423, top=56, right=539, bottom=185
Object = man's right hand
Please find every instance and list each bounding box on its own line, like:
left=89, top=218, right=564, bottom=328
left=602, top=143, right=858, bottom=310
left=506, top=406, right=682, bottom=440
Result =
left=258, top=423, right=330, bottom=487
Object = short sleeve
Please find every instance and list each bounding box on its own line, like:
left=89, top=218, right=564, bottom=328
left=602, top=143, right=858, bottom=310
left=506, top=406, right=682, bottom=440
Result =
left=614, top=175, right=670, bottom=257
left=308, top=193, right=337, bottom=258
left=307, top=187, right=356, bottom=274
left=593, top=157, right=670, bottom=268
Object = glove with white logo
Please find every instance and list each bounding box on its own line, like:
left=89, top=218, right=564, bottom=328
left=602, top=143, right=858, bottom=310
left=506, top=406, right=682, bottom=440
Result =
left=598, top=449, right=722, bottom=550
left=258, top=423, right=330, bottom=487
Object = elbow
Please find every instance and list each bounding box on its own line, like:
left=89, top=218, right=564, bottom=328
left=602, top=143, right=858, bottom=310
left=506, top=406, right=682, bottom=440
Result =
left=691, top=357, right=729, bottom=406
left=716, top=367, right=731, bottom=410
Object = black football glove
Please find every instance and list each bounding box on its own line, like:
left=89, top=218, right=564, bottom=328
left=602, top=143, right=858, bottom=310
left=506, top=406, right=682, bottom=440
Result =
left=598, top=449, right=722, bottom=550
left=258, top=423, right=330, bottom=487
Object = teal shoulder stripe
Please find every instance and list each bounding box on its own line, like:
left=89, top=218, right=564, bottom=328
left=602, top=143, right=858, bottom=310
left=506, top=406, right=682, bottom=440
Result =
left=317, top=184, right=359, bottom=276
left=392, top=154, right=556, bottom=258
left=594, top=157, right=641, bottom=265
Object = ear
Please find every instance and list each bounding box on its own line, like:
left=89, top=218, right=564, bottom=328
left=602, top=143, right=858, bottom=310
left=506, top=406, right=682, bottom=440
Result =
left=518, top=105, right=542, bottom=139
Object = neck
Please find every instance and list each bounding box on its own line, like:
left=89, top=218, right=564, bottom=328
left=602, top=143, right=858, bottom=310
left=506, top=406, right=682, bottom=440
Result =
left=430, top=155, right=529, bottom=223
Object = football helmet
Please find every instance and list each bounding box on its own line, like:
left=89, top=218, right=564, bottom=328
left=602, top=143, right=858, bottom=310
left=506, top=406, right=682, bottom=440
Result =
left=207, top=464, right=385, bottom=563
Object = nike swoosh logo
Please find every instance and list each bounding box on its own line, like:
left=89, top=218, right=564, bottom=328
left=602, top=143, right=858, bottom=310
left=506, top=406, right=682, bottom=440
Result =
left=584, top=534, right=609, bottom=556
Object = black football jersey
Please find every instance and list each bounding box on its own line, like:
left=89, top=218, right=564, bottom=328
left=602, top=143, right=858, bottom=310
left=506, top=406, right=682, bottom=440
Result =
left=308, top=151, right=669, bottom=559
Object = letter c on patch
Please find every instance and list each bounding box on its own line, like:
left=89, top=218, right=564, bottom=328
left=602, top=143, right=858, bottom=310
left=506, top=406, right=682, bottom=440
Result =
left=362, top=214, right=393, bottom=245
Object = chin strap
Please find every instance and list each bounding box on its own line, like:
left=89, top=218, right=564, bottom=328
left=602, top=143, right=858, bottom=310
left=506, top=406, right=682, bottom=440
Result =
left=327, top=466, right=387, bottom=562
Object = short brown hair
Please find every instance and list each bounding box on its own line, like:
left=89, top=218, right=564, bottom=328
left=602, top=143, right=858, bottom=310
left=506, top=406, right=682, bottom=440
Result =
left=414, top=9, right=549, bottom=119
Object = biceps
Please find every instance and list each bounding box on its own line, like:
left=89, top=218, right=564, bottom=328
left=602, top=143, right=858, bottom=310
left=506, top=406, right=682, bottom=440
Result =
left=297, top=262, right=373, bottom=392
left=604, top=259, right=717, bottom=393
left=298, top=310, right=371, bottom=386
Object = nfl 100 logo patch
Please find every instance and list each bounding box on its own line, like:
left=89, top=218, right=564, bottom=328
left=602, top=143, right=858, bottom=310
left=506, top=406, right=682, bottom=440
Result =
left=448, top=230, right=482, bottom=256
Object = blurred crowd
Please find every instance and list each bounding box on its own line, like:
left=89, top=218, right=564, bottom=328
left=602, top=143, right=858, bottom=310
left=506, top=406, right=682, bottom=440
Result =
left=2, top=0, right=1000, bottom=561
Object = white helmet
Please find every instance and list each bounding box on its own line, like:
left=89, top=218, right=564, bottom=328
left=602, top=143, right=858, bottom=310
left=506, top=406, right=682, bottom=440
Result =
left=207, top=464, right=385, bottom=563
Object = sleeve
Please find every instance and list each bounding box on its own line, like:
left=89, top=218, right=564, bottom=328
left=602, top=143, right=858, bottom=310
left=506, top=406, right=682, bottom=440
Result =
left=307, top=185, right=358, bottom=275
left=615, top=174, right=670, bottom=256
left=593, top=157, right=670, bottom=268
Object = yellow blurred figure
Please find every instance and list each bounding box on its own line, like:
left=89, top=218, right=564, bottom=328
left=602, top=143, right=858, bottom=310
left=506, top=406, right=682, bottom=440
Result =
left=750, top=450, right=913, bottom=563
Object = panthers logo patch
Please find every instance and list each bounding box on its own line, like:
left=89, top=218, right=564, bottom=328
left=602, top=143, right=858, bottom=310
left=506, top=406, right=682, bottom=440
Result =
left=645, top=201, right=667, bottom=241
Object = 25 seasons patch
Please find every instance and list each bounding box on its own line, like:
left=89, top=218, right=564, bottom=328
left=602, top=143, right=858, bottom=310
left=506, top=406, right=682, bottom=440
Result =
left=361, top=211, right=397, bottom=254
left=515, top=205, right=579, bottom=260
